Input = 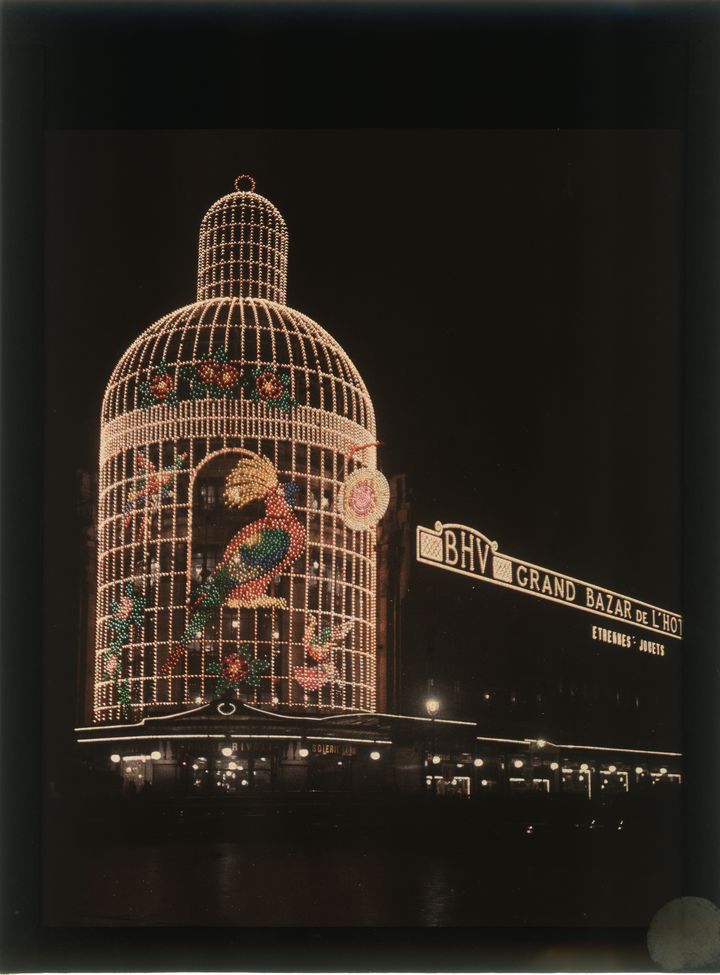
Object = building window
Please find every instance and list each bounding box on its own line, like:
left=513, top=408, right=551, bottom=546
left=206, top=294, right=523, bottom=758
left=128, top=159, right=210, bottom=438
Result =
left=199, top=481, right=218, bottom=508
left=192, top=549, right=219, bottom=582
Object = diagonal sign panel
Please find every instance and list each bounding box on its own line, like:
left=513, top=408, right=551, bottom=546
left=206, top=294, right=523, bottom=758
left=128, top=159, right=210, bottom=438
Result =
left=416, top=521, right=682, bottom=641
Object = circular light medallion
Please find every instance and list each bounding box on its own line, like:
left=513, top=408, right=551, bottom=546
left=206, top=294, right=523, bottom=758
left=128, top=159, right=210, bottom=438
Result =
left=217, top=701, right=237, bottom=716
left=338, top=468, right=390, bottom=531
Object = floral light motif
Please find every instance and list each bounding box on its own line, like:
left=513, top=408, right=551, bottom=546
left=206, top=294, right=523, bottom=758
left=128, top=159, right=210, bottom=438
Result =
left=207, top=647, right=269, bottom=696
left=141, top=352, right=294, bottom=413
left=181, top=347, right=241, bottom=400
left=103, top=582, right=146, bottom=714
left=222, top=652, right=250, bottom=683
left=243, top=366, right=296, bottom=412
left=139, top=361, right=178, bottom=408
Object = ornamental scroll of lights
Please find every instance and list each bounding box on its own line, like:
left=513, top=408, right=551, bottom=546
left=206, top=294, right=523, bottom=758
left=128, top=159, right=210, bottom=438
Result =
left=416, top=521, right=682, bottom=642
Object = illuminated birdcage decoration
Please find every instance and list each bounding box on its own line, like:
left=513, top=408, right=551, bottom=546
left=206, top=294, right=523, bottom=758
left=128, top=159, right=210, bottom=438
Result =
left=94, top=175, right=387, bottom=723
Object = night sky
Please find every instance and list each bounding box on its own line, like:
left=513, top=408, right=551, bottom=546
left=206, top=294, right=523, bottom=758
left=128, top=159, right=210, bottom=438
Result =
left=43, top=128, right=683, bottom=768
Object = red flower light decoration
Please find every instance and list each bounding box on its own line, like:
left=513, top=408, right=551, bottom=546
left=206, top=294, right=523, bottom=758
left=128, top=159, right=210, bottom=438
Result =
left=196, top=362, right=217, bottom=385
left=149, top=372, right=174, bottom=400
left=222, top=652, right=251, bottom=684
left=116, top=594, right=134, bottom=619
left=216, top=363, right=240, bottom=389
left=255, top=370, right=285, bottom=401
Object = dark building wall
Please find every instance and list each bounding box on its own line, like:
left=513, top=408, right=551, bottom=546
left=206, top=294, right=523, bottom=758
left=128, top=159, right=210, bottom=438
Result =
left=401, top=554, right=681, bottom=751
left=376, top=474, right=413, bottom=713
left=76, top=469, right=97, bottom=725
left=374, top=473, right=681, bottom=752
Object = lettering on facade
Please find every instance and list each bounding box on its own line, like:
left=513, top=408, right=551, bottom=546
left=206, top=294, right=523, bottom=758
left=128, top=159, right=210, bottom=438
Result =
left=311, top=743, right=357, bottom=757
left=591, top=624, right=666, bottom=656
left=416, top=521, right=682, bottom=643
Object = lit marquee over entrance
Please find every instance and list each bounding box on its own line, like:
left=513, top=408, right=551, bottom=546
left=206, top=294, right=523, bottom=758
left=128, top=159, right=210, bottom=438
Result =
left=416, top=521, right=682, bottom=642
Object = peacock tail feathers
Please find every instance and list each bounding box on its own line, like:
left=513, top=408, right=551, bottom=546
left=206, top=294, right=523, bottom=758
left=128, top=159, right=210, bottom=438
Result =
left=182, top=565, right=238, bottom=644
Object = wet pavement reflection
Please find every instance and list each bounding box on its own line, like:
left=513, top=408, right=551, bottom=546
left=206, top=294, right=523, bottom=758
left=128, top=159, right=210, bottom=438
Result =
left=43, top=793, right=681, bottom=927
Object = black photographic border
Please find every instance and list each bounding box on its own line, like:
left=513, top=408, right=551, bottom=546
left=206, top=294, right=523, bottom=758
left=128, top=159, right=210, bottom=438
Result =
left=1, top=3, right=718, bottom=970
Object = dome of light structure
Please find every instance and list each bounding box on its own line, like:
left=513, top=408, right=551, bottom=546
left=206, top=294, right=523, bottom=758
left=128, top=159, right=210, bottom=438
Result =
left=94, top=175, right=382, bottom=723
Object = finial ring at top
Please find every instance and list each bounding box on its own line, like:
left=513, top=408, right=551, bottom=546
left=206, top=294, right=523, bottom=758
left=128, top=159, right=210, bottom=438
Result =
left=234, top=174, right=256, bottom=193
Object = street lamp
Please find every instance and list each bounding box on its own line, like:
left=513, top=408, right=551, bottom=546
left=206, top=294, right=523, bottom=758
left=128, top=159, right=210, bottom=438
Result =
left=426, top=697, right=440, bottom=796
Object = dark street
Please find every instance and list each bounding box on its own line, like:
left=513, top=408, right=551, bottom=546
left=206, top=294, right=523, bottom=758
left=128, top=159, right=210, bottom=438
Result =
left=44, top=793, right=681, bottom=929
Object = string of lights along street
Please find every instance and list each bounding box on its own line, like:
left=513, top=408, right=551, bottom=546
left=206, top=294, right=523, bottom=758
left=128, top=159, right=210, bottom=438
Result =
left=95, top=175, right=389, bottom=722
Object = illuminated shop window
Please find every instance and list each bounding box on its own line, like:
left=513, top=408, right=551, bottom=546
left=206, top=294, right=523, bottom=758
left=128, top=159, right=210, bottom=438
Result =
left=509, top=777, right=550, bottom=794
left=424, top=776, right=471, bottom=797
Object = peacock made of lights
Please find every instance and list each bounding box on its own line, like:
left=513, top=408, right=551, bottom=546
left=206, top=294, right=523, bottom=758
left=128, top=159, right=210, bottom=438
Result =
left=94, top=175, right=388, bottom=723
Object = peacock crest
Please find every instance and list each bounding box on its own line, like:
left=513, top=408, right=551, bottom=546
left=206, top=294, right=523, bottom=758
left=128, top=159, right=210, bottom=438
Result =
left=224, top=454, right=278, bottom=509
